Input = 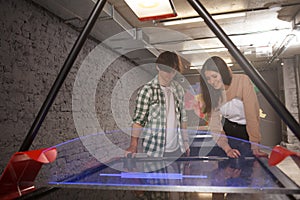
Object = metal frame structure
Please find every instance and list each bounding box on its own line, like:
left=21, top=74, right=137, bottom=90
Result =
left=187, top=0, right=300, bottom=138
left=19, top=0, right=300, bottom=152
left=14, top=0, right=300, bottom=197
left=43, top=156, right=300, bottom=194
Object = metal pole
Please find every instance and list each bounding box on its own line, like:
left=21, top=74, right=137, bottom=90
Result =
left=19, top=0, right=107, bottom=151
left=187, top=0, right=300, bottom=139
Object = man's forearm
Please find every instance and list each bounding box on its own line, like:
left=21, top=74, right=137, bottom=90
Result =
left=129, top=123, right=143, bottom=148
left=126, top=123, right=143, bottom=154
left=181, top=121, right=189, bottom=142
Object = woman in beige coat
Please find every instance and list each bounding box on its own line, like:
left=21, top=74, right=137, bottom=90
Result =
left=199, top=56, right=268, bottom=158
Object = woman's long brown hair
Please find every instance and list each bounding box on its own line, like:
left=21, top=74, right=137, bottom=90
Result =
left=200, top=56, right=232, bottom=113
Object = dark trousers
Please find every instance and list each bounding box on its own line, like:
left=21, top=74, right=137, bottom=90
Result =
left=208, top=118, right=253, bottom=157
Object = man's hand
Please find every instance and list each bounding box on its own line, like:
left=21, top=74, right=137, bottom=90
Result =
left=125, top=145, right=137, bottom=157
left=126, top=123, right=142, bottom=157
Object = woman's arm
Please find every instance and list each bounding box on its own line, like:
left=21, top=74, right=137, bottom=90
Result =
left=242, top=76, right=261, bottom=148
left=209, top=110, right=232, bottom=154
left=242, top=76, right=268, bottom=157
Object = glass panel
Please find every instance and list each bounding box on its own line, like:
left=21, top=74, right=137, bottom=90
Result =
left=36, top=129, right=300, bottom=194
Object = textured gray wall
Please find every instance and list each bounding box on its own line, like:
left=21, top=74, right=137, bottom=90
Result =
left=0, top=0, right=135, bottom=180
left=1, top=0, right=299, bottom=199
left=256, top=68, right=283, bottom=147
left=282, top=58, right=300, bottom=151
left=0, top=0, right=138, bottom=199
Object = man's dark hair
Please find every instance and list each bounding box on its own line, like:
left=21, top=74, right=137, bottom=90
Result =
left=156, top=51, right=181, bottom=73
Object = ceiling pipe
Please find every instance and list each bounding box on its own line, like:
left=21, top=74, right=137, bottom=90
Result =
left=97, top=1, right=160, bottom=58
left=268, top=34, right=296, bottom=64
left=187, top=0, right=300, bottom=139
left=151, top=28, right=291, bottom=45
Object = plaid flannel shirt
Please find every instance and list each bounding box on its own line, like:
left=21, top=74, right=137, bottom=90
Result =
left=132, top=75, right=187, bottom=157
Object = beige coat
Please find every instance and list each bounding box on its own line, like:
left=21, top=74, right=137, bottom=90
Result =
left=209, top=74, right=261, bottom=151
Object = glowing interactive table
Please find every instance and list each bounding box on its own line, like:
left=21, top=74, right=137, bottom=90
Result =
left=36, top=130, right=300, bottom=195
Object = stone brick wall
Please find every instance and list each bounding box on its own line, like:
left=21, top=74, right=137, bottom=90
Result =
left=1, top=0, right=299, bottom=199
left=281, top=57, right=300, bottom=151
left=0, top=0, right=135, bottom=176
left=0, top=1, right=140, bottom=199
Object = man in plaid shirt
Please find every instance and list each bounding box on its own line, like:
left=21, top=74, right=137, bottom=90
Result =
left=126, top=51, right=190, bottom=158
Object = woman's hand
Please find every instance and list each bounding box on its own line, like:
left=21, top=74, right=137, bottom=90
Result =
left=226, top=148, right=241, bottom=158
left=252, top=149, right=268, bottom=157
left=185, top=147, right=190, bottom=157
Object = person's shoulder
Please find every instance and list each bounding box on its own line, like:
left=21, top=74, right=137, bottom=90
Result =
left=232, top=74, right=254, bottom=90
left=233, top=73, right=251, bottom=82
left=139, top=79, right=158, bottom=93
left=172, top=80, right=181, bottom=86
left=172, top=80, right=185, bottom=91
left=139, top=82, right=152, bottom=92
left=233, top=73, right=248, bottom=79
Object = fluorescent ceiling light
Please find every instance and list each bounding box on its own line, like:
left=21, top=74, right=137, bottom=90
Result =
left=162, top=12, right=246, bottom=26
left=190, top=62, right=233, bottom=69
left=124, top=0, right=177, bottom=21
left=269, top=4, right=282, bottom=11
left=190, top=65, right=202, bottom=70
left=163, top=17, right=203, bottom=26
left=181, top=47, right=228, bottom=54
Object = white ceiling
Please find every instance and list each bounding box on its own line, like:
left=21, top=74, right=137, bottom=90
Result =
left=32, top=0, right=300, bottom=72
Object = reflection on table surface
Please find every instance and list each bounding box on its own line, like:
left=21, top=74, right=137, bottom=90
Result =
left=45, top=155, right=299, bottom=194
left=78, top=157, right=275, bottom=188
left=37, top=130, right=300, bottom=194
